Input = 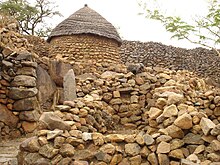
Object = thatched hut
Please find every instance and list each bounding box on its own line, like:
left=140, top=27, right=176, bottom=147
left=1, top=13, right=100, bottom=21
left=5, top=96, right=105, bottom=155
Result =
left=48, top=4, right=122, bottom=66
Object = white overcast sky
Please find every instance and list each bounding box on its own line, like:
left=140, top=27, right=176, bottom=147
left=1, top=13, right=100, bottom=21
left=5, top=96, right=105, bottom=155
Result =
left=50, top=0, right=208, bottom=48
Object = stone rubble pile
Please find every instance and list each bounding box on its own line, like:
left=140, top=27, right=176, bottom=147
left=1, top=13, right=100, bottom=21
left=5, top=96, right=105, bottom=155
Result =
left=0, top=19, right=41, bottom=139
left=18, top=66, right=220, bottom=164
left=120, top=41, right=220, bottom=86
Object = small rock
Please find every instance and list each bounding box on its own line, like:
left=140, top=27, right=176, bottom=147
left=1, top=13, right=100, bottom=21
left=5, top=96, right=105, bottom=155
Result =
left=73, top=160, right=89, bottom=165
left=181, top=159, right=198, bottom=165
left=210, top=124, right=220, bottom=136
left=166, top=125, right=184, bottom=138
left=125, top=143, right=141, bottom=156
left=169, top=149, right=184, bottom=159
left=167, top=92, right=184, bottom=105
left=60, top=143, right=75, bottom=157
left=55, top=105, right=71, bottom=111
left=211, top=140, right=220, bottom=151
left=200, top=117, right=216, bottom=135
left=100, top=144, right=116, bottom=155
left=143, top=134, right=155, bottom=145
left=193, top=145, right=205, bottom=154
left=158, top=154, right=169, bottom=165
left=207, top=153, right=220, bottom=162
left=47, top=130, right=63, bottom=140
left=148, top=107, right=162, bottom=119
left=39, top=144, right=59, bottom=158
left=129, top=155, right=142, bottom=165
left=110, top=154, right=123, bottom=164
left=20, top=136, right=40, bottom=152
left=157, top=141, right=171, bottom=154
left=162, top=104, right=178, bottom=117
left=105, top=134, right=124, bottom=142
left=183, top=133, right=203, bottom=145
left=82, top=132, right=92, bottom=141
left=147, top=153, right=158, bottom=165
left=174, top=113, right=193, bottom=129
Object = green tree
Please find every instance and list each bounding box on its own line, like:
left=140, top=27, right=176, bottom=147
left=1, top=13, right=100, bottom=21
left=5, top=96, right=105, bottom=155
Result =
left=0, top=0, right=62, bottom=37
left=138, top=0, right=220, bottom=55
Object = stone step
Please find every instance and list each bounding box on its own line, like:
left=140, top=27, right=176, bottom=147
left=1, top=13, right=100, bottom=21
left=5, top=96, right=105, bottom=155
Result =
left=0, top=138, right=26, bottom=165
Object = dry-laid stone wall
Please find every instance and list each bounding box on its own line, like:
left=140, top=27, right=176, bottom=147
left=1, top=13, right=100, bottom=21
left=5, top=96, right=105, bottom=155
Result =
left=18, top=65, right=220, bottom=165
left=120, top=41, right=220, bottom=86
left=49, top=34, right=121, bottom=73
left=0, top=21, right=41, bottom=139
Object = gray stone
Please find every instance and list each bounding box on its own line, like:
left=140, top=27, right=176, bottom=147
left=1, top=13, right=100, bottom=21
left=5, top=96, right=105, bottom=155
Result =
left=0, top=104, right=19, bottom=127
left=125, top=143, right=141, bottom=156
left=2, top=60, right=13, bottom=67
left=143, top=134, right=155, bottom=145
left=36, top=66, right=56, bottom=104
left=63, top=69, right=77, bottom=101
left=19, top=110, right=41, bottom=121
left=16, top=67, right=37, bottom=77
left=47, top=130, right=63, bottom=140
left=21, top=61, right=38, bottom=68
left=8, top=87, right=38, bottom=100
left=183, top=133, right=203, bottom=145
left=11, top=75, right=36, bottom=87
left=16, top=51, right=33, bottom=61
left=48, top=60, right=72, bottom=87
left=13, top=97, right=39, bottom=111
left=39, top=112, right=71, bottom=131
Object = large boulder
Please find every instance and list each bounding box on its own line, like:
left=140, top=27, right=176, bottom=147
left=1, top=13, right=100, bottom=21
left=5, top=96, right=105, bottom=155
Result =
left=48, top=60, right=72, bottom=87
left=39, top=112, right=71, bottom=131
left=63, top=69, right=77, bottom=101
left=36, top=66, right=56, bottom=104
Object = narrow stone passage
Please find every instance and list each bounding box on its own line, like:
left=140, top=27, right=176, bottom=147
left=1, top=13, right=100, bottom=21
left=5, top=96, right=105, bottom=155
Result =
left=0, top=138, right=26, bottom=165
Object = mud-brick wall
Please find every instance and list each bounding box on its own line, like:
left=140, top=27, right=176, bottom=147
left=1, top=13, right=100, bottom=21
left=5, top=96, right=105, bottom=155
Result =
left=0, top=46, right=40, bottom=139
left=49, top=34, right=121, bottom=71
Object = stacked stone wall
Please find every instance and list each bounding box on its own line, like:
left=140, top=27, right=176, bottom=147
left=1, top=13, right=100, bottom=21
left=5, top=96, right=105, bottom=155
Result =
left=120, top=41, right=220, bottom=86
left=49, top=34, right=121, bottom=71
left=18, top=66, right=220, bottom=164
left=0, top=21, right=41, bottom=139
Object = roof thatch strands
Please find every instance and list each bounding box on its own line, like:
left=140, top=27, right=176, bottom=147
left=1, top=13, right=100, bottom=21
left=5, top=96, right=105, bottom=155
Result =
left=48, top=4, right=122, bottom=45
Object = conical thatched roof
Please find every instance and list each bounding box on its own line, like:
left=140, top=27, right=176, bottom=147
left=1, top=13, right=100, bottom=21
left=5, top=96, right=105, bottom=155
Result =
left=47, top=4, right=122, bottom=44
